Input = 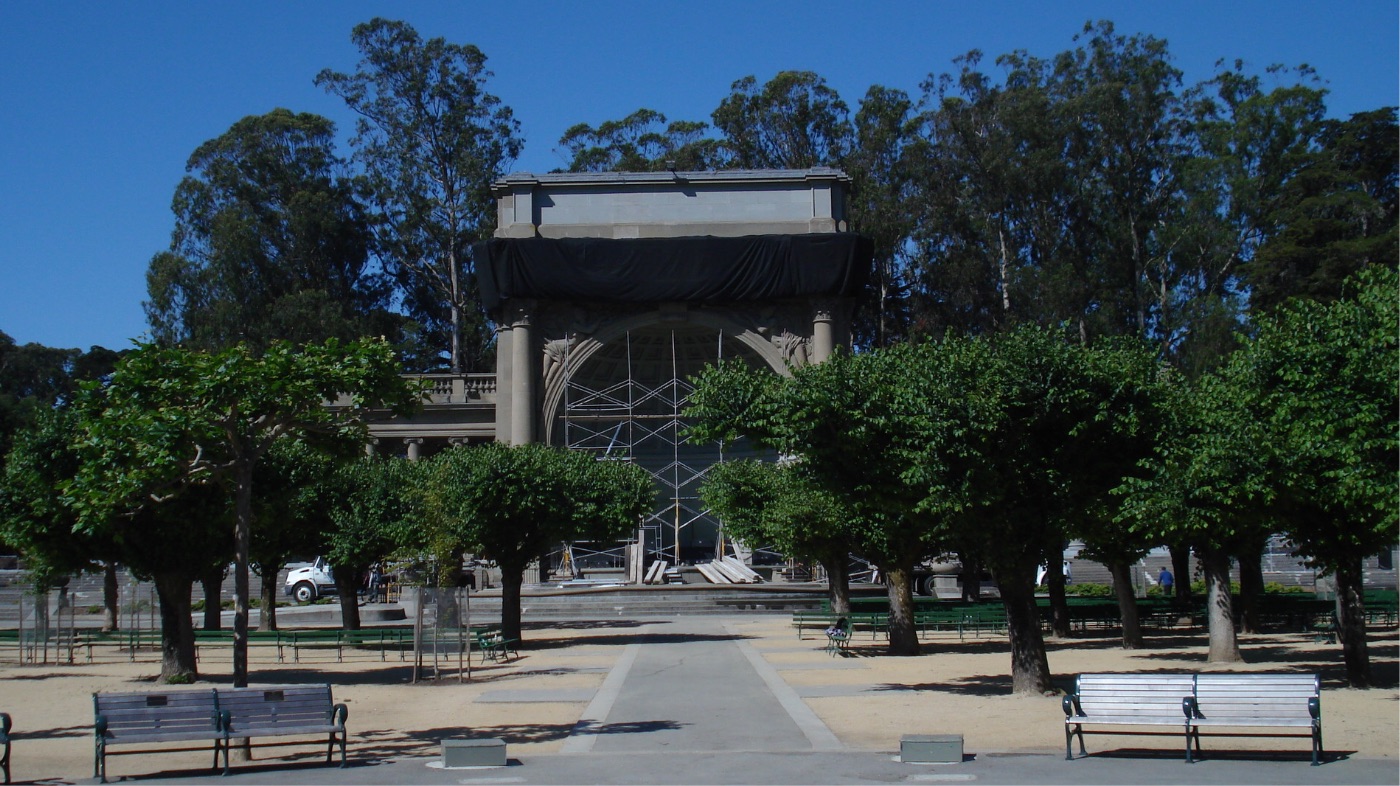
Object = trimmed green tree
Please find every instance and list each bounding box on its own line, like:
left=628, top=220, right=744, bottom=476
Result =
left=424, top=444, right=652, bottom=644
left=1243, top=267, right=1398, bottom=686
left=700, top=459, right=857, bottom=613
left=66, top=338, right=418, bottom=686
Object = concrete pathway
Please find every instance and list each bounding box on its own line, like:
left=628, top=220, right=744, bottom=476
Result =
left=561, top=618, right=839, bottom=754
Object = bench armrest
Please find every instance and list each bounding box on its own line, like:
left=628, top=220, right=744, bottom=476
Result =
left=95, top=714, right=108, bottom=737
left=1308, top=697, right=1320, bottom=721
left=1183, top=696, right=1201, bottom=719
left=1062, top=695, right=1083, bottom=718
left=218, top=710, right=231, bottom=733
left=0, top=712, right=10, bottom=736
left=332, top=703, right=349, bottom=729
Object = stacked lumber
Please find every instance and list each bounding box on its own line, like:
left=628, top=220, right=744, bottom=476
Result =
left=694, top=557, right=764, bottom=584
left=642, top=560, right=670, bottom=585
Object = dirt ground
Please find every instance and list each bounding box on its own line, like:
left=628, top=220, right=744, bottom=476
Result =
left=1, top=618, right=1394, bottom=783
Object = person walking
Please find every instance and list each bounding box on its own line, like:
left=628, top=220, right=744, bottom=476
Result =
left=1157, top=567, right=1174, bottom=595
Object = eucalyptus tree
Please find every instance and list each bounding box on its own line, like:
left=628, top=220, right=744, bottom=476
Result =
left=907, top=48, right=1068, bottom=338
left=66, top=338, right=418, bottom=687
left=0, top=335, right=122, bottom=467
left=1246, top=108, right=1398, bottom=310
left=846, top=86, right=920, bottom=348
left=558, top=108, right=724, bottom=172
left=144, top=109, right=390, bottom=352
left=318, top=18, right=524, bottom=373
left=908, top=23, right=1193, bottom=348
left=424, top=444, right=652, bottom=644
left=711, top=71, right=852, bottom=169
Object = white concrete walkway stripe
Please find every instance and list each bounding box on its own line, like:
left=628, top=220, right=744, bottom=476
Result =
left=559, top=641, right=642, bottom=753
left=726, top=622, right=844, bottom=751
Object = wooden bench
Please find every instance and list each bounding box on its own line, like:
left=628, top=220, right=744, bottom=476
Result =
left=93, top=688, right=227, bottom=783
left=217, top=684, right=348, bottom=770
left=1, top=711, right=11, bottom=784
left=1063, top=673, right=1196, bottom=761
left=472, top=627, right=519, bottom=663
left=1185, top=673, right=1323, bottom=765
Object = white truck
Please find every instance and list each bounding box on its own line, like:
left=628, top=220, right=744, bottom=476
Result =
left=283, top=557, right=339, bottom=603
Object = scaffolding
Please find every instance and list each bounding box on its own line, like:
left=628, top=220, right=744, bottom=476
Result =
left=554, top=326, right=770, bottom=572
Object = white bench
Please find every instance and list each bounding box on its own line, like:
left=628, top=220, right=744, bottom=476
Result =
left=1063, top=673, right=1195, bottom=761
left=1186, top=673, right=1323, bottom=765
left=1064, top=672, right=1325, bottom=765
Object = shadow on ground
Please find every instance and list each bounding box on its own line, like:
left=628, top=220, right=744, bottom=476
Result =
left=351, top=720, right=686, bottom=760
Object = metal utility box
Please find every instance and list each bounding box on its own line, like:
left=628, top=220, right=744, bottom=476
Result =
left=900, top=733, right=964, bottom=763
left=441, top=738, right=507, bottom=767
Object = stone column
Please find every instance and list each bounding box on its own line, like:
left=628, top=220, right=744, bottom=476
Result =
left=364, top=438, right=379, bottom=458
left=404, top=438, right=424, bottom=461
left=509, top=300, right=537, bottom=445
left=495, top=325, right=513, bottom=443
left=811, top=301, right=836, bottom=364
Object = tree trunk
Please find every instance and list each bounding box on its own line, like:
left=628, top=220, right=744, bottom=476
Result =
left=152, top=573, right=197, bottom=683
left=500, top=567, right=524, bottom=645
left=449, top=246, right=462, bottom=373
left=258, top=567, right=279, bottom=632
left=232, top=462, right=253, bottom=688
left=959, top=556, right=981, bottom=602
left=997, top=567, right=1054, bottom=694
left=334, top=568, right=362, bottom=631
left=883, top=562, right=920, bottom=656
left=822, top=555, right=851, bottom=614
left=102, top=563, right=119, bottom=633
left=1201, top=547, right=1242, bottom=663
left=200, top=566, right=223, bottom=631
left=1108, top=560, right=1144, bottom=649
left=1045, top=558, right=1071, bottom=639
left=1170, top=544, right=1192, bottom=604
left=1236, top=540, right=1265, bottom=634
left=1334, top=559, right=1371, bottom=688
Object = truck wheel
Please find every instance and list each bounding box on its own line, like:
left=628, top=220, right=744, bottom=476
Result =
left=292, top=582, right=316, bottom=603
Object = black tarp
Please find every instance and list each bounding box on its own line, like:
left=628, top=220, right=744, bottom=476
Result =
left=473, top=234, right=873, bottom=312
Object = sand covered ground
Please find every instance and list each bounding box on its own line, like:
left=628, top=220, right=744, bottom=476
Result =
left=0, top=617, right=1394, bottom=782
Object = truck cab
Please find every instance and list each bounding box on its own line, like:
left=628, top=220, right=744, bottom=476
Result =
left=283, top=557, right=338, bottom=603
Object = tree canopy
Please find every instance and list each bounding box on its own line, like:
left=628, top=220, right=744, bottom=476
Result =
left=317, top=17, right=524, bottom=373
left=144, top=109, right=391, bottom=352
left=66, top=338, right=418, bottom=685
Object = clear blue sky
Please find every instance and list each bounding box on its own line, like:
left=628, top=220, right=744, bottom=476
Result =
left=2, top=1, right=1395, bottom=352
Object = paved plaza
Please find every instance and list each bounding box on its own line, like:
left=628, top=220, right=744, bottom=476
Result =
left=3, top=615, right=1395, bottom=785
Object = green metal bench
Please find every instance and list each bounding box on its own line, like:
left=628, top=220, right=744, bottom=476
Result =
left=472, top=626, right=519, bottom=663
left=1, top=711, right=11, bottom=784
